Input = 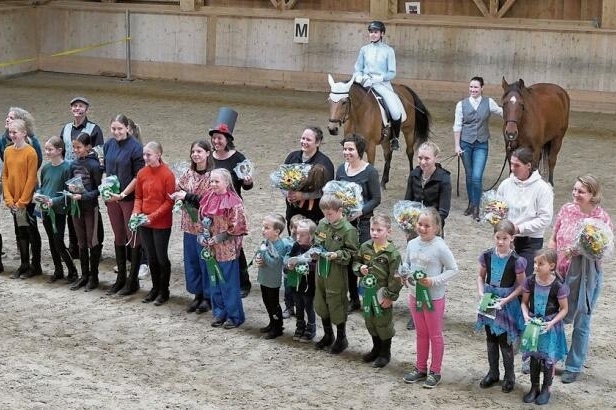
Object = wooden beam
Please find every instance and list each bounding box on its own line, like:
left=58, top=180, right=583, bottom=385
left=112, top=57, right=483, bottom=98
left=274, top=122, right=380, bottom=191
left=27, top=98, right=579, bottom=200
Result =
left=489, top=0, right=498, bottom=17
left=497, top=0, right=518, bottom=18
left=471, top=0, right=489, bottom=17
left=602, top=0, right=616, bottom=28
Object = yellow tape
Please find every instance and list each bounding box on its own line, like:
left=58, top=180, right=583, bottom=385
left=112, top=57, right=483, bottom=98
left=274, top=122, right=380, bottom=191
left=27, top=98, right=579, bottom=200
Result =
left=0, top=36, right=130, bottom=69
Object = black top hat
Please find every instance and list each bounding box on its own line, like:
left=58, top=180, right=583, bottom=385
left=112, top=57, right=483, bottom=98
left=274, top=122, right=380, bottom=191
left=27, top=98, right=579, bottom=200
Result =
left=209, top=107, right=238, bottom=140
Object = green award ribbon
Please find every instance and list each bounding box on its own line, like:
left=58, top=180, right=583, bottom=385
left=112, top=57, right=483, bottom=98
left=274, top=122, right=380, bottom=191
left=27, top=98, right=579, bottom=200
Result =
left=41, top=203, right=58, bottom=234
left=128, top=213, right=148, bottom=231
left=521, top=317, right=544, bottom=352
left=479, top=292, right=498, bottom=312
left=413, top=269, right=434, bottom=311
left=184, top=203, right=198, bottom=223
left=70, top=198, right=80, bottom=218
left=317, top=254, right=330, bottom=279
left=200, top=247, right=225, bottom=285
left=361, top=273, right=383, bottom=318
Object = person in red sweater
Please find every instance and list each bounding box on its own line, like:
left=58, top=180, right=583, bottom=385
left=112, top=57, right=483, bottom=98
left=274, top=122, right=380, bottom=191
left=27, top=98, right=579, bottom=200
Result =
left=133, top=141, right=175, bottom=306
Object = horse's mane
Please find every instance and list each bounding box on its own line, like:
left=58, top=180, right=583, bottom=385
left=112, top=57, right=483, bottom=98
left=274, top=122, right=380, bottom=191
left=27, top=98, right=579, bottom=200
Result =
left=350, top=81, right=369, bottom=95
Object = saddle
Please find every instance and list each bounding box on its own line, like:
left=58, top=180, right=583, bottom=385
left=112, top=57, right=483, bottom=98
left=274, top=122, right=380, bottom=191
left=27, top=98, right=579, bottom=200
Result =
left=366, top=87, right=407, bottom=140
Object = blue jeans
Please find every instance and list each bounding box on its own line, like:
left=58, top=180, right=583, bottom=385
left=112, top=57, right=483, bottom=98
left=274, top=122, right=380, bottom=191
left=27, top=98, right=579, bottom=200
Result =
left=183, top=232, right=210, bottom=299
left=565, top=271, right=603, bottom=373
left=460, top=140, right=489, bottom=207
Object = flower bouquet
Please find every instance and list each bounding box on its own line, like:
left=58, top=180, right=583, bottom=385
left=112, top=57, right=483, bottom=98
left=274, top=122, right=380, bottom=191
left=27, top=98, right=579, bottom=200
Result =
left=270, top=163, right=312, bottom=191
left=98, top=175, right=120, bottom=201
left=573, top=218, right=614, bottom=260
left=393, top=201, right=425, bottom=233
left=233, top=159, right=254, bottom=179
left=322, top=180, right=363, bottom=216
left=481, top=190, right=509, bottom=226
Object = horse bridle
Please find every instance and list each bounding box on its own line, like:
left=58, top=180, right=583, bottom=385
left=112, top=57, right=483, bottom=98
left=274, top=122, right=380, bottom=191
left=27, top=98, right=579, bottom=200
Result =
left=328, top=91, right=351, bottom=126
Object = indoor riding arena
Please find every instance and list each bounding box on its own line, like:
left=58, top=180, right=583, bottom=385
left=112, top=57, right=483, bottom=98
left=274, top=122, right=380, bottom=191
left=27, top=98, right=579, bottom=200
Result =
left=1, top=1, right=615, bottom=408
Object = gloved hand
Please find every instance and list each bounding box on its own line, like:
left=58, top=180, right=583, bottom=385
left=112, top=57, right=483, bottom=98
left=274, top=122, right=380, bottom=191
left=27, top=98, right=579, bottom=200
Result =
left=371, top=74, right=384, bottom=84
left=362, top=78, right=373, bottom=88
left=353, top=73, right=364, bottom=83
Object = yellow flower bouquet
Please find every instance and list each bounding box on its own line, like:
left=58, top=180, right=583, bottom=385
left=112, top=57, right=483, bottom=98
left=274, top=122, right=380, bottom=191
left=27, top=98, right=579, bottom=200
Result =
left=574, top=218, right=614, bottom=260
left=322, top=180, right=363, bottom=216
left=270, top=163, right=312, bottom=191
left=481, top=190, right=509, bottom=226
left=393, top=200, right=425, bottom=233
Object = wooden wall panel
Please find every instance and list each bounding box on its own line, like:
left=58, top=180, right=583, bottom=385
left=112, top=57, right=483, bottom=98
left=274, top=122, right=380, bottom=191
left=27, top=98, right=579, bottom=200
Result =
left=206, top=0, right=368, bottom=11
left=0, top=7, right=38, bottom=76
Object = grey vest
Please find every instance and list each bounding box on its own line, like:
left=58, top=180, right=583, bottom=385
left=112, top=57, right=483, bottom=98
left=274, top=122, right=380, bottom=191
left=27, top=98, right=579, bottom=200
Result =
left=461, top=98, right=491, bottom=143
left=62, top=122, right=95, bottom=162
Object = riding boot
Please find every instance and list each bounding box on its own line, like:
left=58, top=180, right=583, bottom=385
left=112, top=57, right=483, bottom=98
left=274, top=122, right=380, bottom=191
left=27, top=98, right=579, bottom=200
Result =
left=315, top=318, right=334, bottom=350
left=330, top=322, right=349, bottom=354
left=265, top=305, right=284, bottom=339
left=523, top=357, right=541, bottom=403
left=153, top=263, right=171, bottom=306
left=29, top=227, right=43, bottom=278
left=362, top=336, right=381, bottom=363
left=535, top=361, right=553, bottom=405
left=54, top=235, right=77, bottom=282
left=373, top=338, right=392, bottom=368
left=107, top=245, right=127, bottom=295
left=463, top=202, right=473, bottom=216
left=119, top=246, right=141, bottom=296
left=13, top=236, right=31, bottom=279
left=71, top=248, right=90, bottom=290
left=500, top=340, right=516, bottom=393
left=0, top=233, right=4, bottom=273
left=390, top=118, right=401, bottom=151
left=480, top=340, right=501, bottom=388
left=85, top=246, right=101, bottom=292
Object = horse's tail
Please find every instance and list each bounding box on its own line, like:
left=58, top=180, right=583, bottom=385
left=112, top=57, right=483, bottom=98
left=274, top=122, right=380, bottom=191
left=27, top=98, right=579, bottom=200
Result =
left=402, top=85, right=431, bottom=146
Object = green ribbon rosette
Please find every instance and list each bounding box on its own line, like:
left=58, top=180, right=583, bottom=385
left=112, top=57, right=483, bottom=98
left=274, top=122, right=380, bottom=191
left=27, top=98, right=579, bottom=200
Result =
left=200, top=247, right=225, bottom=285
left=34, top=194, right=57, bottom=234
left=98, top=175, right=120, bottom=201
left=129, top=213, right=148, bottom=231
left=521, top=317, right=545, bottom=352
left=361, top=273, right=383, bottom=318
left=287, top=263, right=308, bottom=290
left=70, top=198, right=80, bottom=218
left=413, top=269, right=434, bottom=312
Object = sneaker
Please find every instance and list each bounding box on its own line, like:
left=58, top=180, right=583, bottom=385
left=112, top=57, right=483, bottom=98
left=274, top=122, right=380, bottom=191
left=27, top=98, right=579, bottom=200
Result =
left=299, top=329, right=315, bottom=343
left=403, top=368, right=427, bottom=384
left=282, top=307, right=294, bottom=319
left=211, top=318, right=225, bottom=328
left=423, top=372, right=442, bottom=389
left=138, top=264, right=150, bottom=279
left=561, top=370, right=579, bottom=384
left=223, top=320, right=239, bottom=329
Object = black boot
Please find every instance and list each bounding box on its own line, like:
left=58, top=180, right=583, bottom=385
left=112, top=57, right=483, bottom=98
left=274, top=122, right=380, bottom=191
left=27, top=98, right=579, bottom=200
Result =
left=55, top=234, right=77, bottom=282
left=472, top=205, right=480, bottom=222
left=362, top=336, right=381, bottom=363
left=0, top=233, right=4, bottom=273
left=480, top=340, right=500, bottom=388
left=265, top=306, right=284, bottom=339
left=535, top=361, right=553, bottom=405
left=85, top=246, right=101, bottom=292
left=463, top=202, right=473, bottom=216
left=153, top=263, right=171, bottom=306
left=500, top=341, right=515, bottom=393
left=373, top=338, right=392, bottom=368
left=71, top=248, right=90, bottom=291
left=142, top=262, right=159, bottom=303
left=330, top=322, right=348, bottom=354
left=523, top=358, right=541, bottom=403
left=119, top=246, right=141, bottom=296
left=315, top=318, right=334, bottom=350
left=13, top=237, right=31, bottom=279
left=187, top=294, right=203, bottom=313
left=107, top=245, right=127, bottom=295
left=260, top=314, right=274, bottom=334
left=390, top=118, right=401, bottom=151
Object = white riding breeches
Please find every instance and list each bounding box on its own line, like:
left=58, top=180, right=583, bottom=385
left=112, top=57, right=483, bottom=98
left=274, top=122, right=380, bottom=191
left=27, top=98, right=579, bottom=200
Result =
left=372, top=82, right=404, bottom=121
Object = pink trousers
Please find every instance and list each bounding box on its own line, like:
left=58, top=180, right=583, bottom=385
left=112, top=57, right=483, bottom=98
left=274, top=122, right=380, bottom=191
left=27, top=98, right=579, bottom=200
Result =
left=409, top=295, right=446, bottom=374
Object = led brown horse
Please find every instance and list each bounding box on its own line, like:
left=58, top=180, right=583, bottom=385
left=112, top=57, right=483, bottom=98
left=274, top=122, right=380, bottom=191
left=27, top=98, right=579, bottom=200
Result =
left=501, top=77, right=570, bottom=185
left=327, top=74, right=431, bottom=189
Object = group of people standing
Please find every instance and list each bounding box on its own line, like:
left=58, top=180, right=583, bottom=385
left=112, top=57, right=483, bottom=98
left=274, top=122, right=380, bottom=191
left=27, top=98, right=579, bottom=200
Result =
left=0, top=20, right=610, bottom=400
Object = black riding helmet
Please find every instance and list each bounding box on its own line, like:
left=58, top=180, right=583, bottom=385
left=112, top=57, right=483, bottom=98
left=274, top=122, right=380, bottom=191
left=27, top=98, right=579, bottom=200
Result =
left=368, top=20, right=386, bottom=33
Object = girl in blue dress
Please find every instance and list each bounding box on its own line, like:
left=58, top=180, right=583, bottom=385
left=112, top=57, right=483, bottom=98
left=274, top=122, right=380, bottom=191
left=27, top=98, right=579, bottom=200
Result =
left=475, top=219, right=526, bottom=393
left=521, top=248, right=569, bottom=405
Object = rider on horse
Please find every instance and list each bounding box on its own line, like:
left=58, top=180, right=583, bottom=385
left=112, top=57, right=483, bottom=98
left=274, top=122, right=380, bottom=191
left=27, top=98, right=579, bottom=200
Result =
left=353, top=20, right=404, bottom=151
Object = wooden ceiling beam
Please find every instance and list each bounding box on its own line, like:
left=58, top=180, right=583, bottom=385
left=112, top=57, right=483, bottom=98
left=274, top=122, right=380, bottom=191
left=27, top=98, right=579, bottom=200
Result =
left=497, top=0, right=518, bottom=18
left=471, top=0, right=489, bottom=17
